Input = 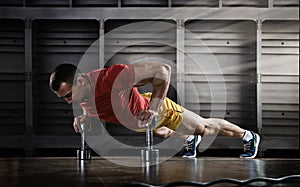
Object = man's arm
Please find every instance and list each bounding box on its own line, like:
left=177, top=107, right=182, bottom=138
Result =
left=131, top=62, right=171, bottom=127
left=73, top=107, right=90, bottom=133
left=132, top=62, right=171, bottom=112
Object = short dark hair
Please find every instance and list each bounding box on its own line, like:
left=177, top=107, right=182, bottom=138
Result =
left=49, top=63, right=78, bottom=91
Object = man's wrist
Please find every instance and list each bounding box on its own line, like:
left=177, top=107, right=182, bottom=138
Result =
left=148, top=97, right=163, bottom=113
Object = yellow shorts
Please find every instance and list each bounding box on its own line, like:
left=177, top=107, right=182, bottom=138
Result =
left=139, top=93, right=183, bottom=131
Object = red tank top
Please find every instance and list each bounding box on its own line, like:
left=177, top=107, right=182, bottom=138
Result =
left=79, top=64, right=150, bottom=127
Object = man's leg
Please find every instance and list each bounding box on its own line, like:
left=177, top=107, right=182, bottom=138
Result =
left=179, top=108, right=260, bottom=158
left=180, top=108, right=245, bottom=138
left=152, top=126, right=201, bottom=158
left=153, top=126, right=176, bottom=139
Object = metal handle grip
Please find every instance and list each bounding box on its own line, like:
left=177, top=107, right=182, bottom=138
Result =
left=146, top=115, right=158, bottom=150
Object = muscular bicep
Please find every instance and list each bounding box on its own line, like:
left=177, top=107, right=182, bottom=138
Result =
left=131, top=62, right=170, bottom=87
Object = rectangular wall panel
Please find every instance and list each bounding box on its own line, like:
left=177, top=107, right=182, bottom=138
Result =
left=0, top=0, right=23, bottom=7
left=122, top=0, right=168, bottom=7
left=222, top=0, right=268, bottom=7
left=73, top=0, right=119, bottom=7
left=27, top=0, right=69, bottom=7
left=32, top=19, right=99, bottom=135
left=0, top=19, right=25, bottom=135
left=185, top=20, right=257, bottom=132
left=273, top=0, right=299, bottom=7
left=261, top=20, right=299, bottom=145
left=172, top=0, right=218, bottom=7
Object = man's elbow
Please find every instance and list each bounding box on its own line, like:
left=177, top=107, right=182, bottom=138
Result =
left=162, top=63, right=171, bottom=74
left=159, top=63, right=171, bottom=81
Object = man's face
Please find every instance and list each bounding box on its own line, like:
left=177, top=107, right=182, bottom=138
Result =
left=54, top=80, right=87, bottom=104
left=54, top=82, right=73, bottom=104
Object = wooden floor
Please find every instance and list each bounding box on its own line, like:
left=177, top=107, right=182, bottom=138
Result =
left=0, top=156, right=299, bottom=187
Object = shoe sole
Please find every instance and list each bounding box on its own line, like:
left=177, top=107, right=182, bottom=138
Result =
left=182, top=136, right=202, bottom=158
left=240, top=133, right=260, bottom=159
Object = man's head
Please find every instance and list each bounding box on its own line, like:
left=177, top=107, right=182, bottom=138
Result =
left=49, top=63, right=90, bottom=104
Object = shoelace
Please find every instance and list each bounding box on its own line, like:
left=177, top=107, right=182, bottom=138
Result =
left=184, top=141, right=194, bottom=151
left=243, top=140, right=253, bottom=153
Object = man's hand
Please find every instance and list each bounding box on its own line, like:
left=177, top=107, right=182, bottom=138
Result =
left=73, top=115, right=91, bottom=133
left=136, top=110, right=157, bottom=128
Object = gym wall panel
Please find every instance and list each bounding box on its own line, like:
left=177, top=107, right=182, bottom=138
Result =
left=261, top=20, right=299, bottom=142
left=172, top=0, right=218, bottom=7
left=222, top=0, right=268, bottom=7
left=0, top=0, right=23, bottom=7
left=73, top=0, right=119, bottom=7
left=121, top=0, right=168, bottom=7
left=104, top=20, right=176, bottom=60
left=32, top=19, right=99, bottom=135
left=184, top=20, right=257, bottom=131
left=0, top=19, right=25, bottom=135
left=27, top=0, right=69, bottom=7
left=273, top=0, right=299, bottom=7
left=172, top=0, right=219, bottom=7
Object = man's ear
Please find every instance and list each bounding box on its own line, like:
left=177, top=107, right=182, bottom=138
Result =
left=76, top=76, right=85, bottom=86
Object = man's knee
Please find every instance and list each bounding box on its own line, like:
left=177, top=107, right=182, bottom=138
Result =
left=153, top=127, right=173, bottom=138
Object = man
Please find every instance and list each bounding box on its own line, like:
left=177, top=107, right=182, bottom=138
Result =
left=49, top=62, right=260, bottom=158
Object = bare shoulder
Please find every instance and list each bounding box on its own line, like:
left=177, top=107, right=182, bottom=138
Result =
left=132, top=62, right=171, bottom=86
left=131, top=62, right=171, bottom=72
